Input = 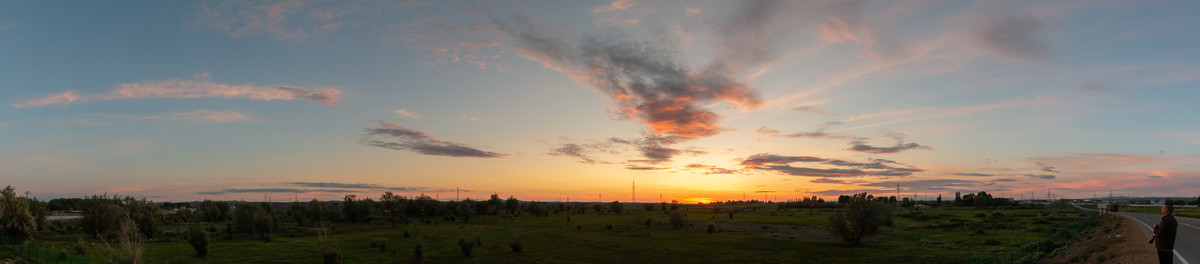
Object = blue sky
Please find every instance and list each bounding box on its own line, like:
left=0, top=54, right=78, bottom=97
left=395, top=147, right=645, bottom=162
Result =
left=2, top=0, right=1198, bottom=202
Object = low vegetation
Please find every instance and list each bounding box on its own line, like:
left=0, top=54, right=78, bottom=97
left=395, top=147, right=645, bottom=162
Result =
left=1, top=185, right=1103, bottom=263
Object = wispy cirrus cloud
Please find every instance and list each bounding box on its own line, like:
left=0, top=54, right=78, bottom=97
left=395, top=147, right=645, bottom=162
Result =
left=394, top=109, right=421, bottom=119
left=64, top=109, right=257, bottom=125
left=359, top=120, right=506, bottom=158
left=190, top=0, right=423, bottom=42
left=13, top=73, right=341, bottom=108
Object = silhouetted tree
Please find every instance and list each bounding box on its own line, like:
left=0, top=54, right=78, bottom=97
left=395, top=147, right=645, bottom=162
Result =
left=505, top=196, right=519, bottom=215
left=828, top=193, right=893, bottom=245
left=81, top=195, right=123, bottom=238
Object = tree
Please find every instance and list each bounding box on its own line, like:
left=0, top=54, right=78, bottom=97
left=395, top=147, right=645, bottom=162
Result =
left=609, top=201, right=623, bottom=214
left=124, top=197, right=163, bottom=239
left=936, top=194, right=943, bottom=204
left=505, top=196, right=519, bottom=215
left=231, top=202, right=265, bottom=236
left=187, top=226, right=209, bottom=257
left=197, top=200, right=230, bottom=222
left=488, top=194, right=503, bottom=215
left=82, top=195, right=124, bottom=238
left=954, top=192, right=963, bottom=206
left=0, top=186, right=37, bottom=240
left=828, top=193, right=893, bottom=245
left=380, top=192, right=405, bottom=227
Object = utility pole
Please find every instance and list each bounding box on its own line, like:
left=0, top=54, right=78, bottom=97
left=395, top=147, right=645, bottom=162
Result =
left=632, top=180, right=636, bottom=203
left=599, top=193, right=602, bottom=203
left=456, top=186, right=460, bottom=201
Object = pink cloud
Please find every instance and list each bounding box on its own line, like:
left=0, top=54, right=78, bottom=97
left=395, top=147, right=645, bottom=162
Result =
left=394, top=109, right=421, bottom=119
left=13, top=74, right=341, bottom=108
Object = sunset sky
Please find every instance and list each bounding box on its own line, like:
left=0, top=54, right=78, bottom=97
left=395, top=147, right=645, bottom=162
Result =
left=3, top=0, right=1199, bottom=203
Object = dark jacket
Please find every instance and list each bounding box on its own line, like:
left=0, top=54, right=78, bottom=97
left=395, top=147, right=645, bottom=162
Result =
left=1154, top=215, right=1177, bottom=251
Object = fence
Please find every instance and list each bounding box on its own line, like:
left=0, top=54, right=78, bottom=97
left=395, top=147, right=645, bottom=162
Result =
left=971, top=212, right=1100, bottom=264
left=0, top=235, right=90, bottom=264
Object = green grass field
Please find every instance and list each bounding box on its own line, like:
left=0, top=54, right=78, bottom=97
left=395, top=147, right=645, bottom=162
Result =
left=22, top=205, right=1093, bottom=264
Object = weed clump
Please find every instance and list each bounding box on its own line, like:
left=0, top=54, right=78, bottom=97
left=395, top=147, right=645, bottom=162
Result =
left=644, top=218, right=652, bottom=228
left=707, top=224, right=715, bottom=234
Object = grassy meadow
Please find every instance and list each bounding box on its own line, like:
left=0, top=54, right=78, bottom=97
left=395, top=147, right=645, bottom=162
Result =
left=22, top=204, right=1094, bottom=264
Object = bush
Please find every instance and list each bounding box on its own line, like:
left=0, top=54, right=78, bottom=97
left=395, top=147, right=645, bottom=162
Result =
left=410, top=243, right=423, bottom=264
left=1, top=186, right=38, bottom=240
left=644, top=218, right=652, bottom=228
left=509, top=232, right=522, bottom=253
left=606, top=224, right=612, bottom=230
left=188, top=226, right=210, bottom=257
left=669, top=211, right=686, bottom=229
left=323, top=251, right=341, bottom=264
left=707, top=224, right=715, bottom=234
left=458, top=237, right=475, bottom=257
left=371, top=238, right=387, bottom=251
left=828, top=193, right=893, bottom=245
left=74, top=237, right=88, bottom=254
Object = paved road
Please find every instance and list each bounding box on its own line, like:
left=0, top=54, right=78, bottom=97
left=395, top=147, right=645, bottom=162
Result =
left=1118, top=211, right=1197, bottom=264
left=1073, top=203, right=1195, bottom=264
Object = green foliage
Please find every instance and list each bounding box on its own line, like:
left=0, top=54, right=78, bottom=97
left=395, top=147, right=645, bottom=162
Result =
left=81, top=195, right=124, bottom=238
left=609, top=201, right=623, bottom=214
left=828, top=193, right=893, bottom=245
left=0, top=185, right=37, bottom=240
left=197, top=200, right=231, bottom=222
left=187, top=226, right=209, bottom=257
left=124, top=197, right=163, bottom=239
left=370, top=238, right=387, bottom=251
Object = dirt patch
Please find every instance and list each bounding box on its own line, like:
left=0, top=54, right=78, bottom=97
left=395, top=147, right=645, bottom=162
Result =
left=1039, top=214, right=1157, bottom=264
left=705, top=222, right=838, bottom=241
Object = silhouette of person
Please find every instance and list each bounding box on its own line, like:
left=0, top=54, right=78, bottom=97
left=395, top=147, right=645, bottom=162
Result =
left=1149, top=203, right=1177, bottom=264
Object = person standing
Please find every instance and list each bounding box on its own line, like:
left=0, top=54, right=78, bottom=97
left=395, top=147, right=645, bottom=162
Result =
left=1150, top=203, right=1178, bottom=264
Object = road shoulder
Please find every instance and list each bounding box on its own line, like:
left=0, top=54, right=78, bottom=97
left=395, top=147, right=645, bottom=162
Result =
left=1039, top=214, right=1157, bottom=264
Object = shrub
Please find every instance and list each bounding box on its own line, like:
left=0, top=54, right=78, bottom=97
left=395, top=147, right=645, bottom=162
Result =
left=74, top=237, right=88, bottom=254
left=410, top=243, right=423, bottom=264
left=458, top=237, right=475, bottom=257
left=323, top=251, right=341, bottom=264
left=509, top=231, right=522, bottom=253
left=707, top=224, right=715, bottom=234
left=669, top=211, right=686, bottom=229
left=828, top=193, right=893, bottom=245
left=644, top=218, right=652, bottom=228
left=1, top=186, right=38, bottom=240
left=188, top=226, right=210, bottom=257
left=576, top=225, right=581, bottom=231
left=606, top=224, right=613, bottom=230
left=984, top=238, right=1000, bottom=245
left=371, top=238, right=387, bottom=252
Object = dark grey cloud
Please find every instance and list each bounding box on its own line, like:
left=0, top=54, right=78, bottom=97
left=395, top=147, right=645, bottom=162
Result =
left=360, top=120, right=506, bottom=158
left=860, top=179, right=980, bottom=189
left=953, top=172, right=995, bottom=177
left=847, top=139, right=932, bottom=154
left=971, top=11, right=1047, bottom=63
left=684, top=163, right=741, bottom=175
left=811, top=178, right=847, bottom=184
left=1148, top=175, right=1164, bottom=179
left=992, top=178, right=1019, bottom=182
left=547, top=142, right=613, bottom=164
left=197, top=188, right=360, bottom=195
left=812, top=189, right=892, bottom=196
left=1035, top=162, right=1060, bottom=173
left=739, top=153, right=924, bottom=178
left=287, top=182, right=425, bottom=192
left=1023, top=174, right=1056, bottom=180
left=1076, top=80, right=1110, bottom=93
left=625, top=165, right=668, bottom=171
left=739, top=153, right=826, bottom=166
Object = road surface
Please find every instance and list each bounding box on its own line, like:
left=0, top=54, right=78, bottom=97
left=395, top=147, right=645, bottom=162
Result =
left=1118, top=210, right=1198, bottom=264
left=1073, top=204, right=1194, bottom=264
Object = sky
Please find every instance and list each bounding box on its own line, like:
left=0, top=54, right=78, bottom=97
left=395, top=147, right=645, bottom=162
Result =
left=2, top=0, right=1199, bottom=203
